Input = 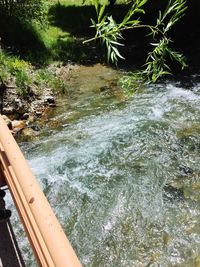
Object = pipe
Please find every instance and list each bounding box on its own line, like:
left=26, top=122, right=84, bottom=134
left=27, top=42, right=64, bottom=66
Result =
left=0, top=115, right=82, bottom=267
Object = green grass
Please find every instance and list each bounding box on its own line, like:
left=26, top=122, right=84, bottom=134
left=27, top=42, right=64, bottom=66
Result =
left=0, top=0, right=133, bottom=69
left=0, top=48, right=69, bottom=97
left=33, top=23, right=71, bottom=52
left=32, top=0, right=101, bottom=63
left=0, top=49, right=33, bottom=96
left=0, top=0, right=130, bottom=64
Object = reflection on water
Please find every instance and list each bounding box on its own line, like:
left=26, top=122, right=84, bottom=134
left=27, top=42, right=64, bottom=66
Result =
left=14, top=65, right=200, bottom=266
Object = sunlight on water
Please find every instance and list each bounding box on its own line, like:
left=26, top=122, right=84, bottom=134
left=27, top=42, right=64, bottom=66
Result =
left=15, top=67, right=200, bottom=266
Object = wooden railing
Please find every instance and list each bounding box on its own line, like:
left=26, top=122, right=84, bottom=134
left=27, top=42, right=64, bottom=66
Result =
left=0, top=115, right=82, bottom=267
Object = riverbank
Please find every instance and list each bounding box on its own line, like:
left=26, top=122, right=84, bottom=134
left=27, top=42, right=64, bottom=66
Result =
left=1, top=60, right=80, bottom=138
left=1, top=84, right=55, bottom=138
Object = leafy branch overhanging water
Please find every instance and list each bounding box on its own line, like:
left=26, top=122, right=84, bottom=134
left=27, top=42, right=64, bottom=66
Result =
left=84, top=0, right=187, bottom=83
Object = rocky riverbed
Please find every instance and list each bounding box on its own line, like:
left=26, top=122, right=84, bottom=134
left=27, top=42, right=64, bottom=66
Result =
left=1, top=85, right=56, bottom=138
left=1, top=63, right=79, bottom=138
left=1, top=63, right=123, bottom=140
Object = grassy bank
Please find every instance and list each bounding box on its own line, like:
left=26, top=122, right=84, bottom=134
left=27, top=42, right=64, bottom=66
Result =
left=0, top=0, right=134, bottom=65
left=0, top=0, right=101, bottom=64
left=0, top=0, right=132, bottom=97
left=0, top=0, right=103, bottom=98
left=0, top=48, right=69, bottom=98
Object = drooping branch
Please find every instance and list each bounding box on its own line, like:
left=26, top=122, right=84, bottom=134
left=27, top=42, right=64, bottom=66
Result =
left=85, top=0, right=187, bottom=81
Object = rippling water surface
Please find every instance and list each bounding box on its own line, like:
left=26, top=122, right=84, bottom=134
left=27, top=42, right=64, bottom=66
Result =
left=13, top=65, right=200, bottom=266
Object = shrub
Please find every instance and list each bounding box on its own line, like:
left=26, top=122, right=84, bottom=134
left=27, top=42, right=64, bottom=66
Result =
left=0, top=0, right=47, bottom=24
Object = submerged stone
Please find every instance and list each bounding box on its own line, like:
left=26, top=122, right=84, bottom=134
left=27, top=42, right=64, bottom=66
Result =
left=20, top=128, right=39, bottom=141
left=163, top=184, right=185, bottom=202
left=179, top=165, right=194, bottom=176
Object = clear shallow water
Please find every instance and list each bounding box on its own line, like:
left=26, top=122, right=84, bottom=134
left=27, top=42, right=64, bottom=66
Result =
left=13, top=66, right=200, bottom=266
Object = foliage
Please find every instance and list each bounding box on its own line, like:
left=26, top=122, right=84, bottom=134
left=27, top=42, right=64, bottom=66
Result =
left=0, top=49, right=33, bottom=96
left=35, top=69, right=68, bottom=94
left=0, top=0, right=47, bottom=24
left=144, top=0, right=187, bottom=82
left=120, top=71, right=145, bottom=96
left=0, top=49, right=10, bottom=82
left=0, top=49, right=67, bottom=97
left=11, top=60, right=32, bottom=96
left=145, top=37, right=187, bottom=82
left=86, top=0, right=187, bottom=82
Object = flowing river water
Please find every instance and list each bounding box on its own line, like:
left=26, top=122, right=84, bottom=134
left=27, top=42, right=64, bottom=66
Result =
left=10, top=64, right=200, bottom=266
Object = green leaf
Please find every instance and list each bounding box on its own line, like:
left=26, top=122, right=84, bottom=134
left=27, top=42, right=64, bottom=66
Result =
left=109, top=40, right=124, bottom=46
left=112, top=46, right=125, bottom=60
left=94, top=0, right=99, bottom=14
left=137, top=0, right=149, bottom=8
left=98, top=4, right=106, bottom=23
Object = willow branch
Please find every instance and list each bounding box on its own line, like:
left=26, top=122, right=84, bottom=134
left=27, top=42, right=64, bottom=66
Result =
left=83, top=24, right=165, bottom=44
